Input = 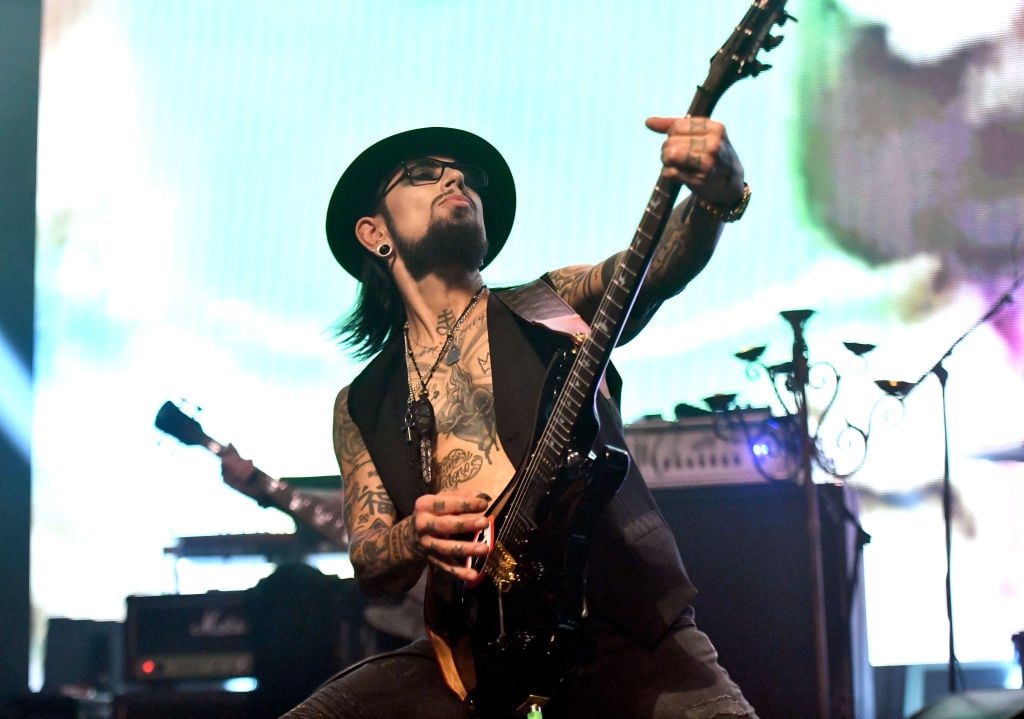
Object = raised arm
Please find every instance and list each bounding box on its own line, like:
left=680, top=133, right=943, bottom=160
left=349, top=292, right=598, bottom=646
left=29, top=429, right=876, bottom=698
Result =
left=334, top=386, right=491, bottom=597
left=547, top=116, right=746, bottom=340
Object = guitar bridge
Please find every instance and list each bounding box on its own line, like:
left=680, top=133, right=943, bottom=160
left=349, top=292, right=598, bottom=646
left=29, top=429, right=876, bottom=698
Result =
left=485, top=541, right=518, bottom=592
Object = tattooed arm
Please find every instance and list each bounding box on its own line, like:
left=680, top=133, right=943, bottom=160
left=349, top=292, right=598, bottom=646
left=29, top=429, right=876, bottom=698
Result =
left=547, top=116, right=745, bottom=342
left=334, top=386, right=420, bottom=597
left=334, top=386, right=491, bottom=597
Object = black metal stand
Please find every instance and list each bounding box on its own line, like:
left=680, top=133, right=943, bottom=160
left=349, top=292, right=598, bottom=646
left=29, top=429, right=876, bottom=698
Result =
left=781, top=309, right=832, bottom=719
left=883, top=275, right=1024, bottom=696
left=713, top=269, right=1023, bottom=713
left=932, top=360, right=959, bottom=693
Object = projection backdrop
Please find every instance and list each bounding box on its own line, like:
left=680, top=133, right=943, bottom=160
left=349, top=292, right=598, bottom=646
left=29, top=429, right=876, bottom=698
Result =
left=32, top=0, right=1024, bottom=684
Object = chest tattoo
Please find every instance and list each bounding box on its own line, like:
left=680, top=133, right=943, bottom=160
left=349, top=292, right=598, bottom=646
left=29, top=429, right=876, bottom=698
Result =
left=437, top=448, right=484, bottom=490
left=436, top=362, right=498, bottom=462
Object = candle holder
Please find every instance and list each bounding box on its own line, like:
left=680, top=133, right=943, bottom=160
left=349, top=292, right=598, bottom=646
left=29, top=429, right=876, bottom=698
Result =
left=706, top=309, right=904, bottom=483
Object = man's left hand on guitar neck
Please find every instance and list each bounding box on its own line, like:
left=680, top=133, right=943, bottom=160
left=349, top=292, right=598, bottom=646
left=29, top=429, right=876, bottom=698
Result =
left=646, top=115, right=746, bottom=210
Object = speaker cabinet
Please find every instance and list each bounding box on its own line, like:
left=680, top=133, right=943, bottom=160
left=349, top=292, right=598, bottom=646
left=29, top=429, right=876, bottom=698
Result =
left=43, top=618, right=123, bottom=693
left=909, top=689, right=1024, bottom=718
left=111, top=691, right=250, bottom=719
left=653, top=482, right=872, bottom=719
left=5, top=694, right=109, bottom=719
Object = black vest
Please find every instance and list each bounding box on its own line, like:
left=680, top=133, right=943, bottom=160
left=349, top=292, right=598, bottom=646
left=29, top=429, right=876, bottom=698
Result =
left=348, top=281, right=696, bottom=647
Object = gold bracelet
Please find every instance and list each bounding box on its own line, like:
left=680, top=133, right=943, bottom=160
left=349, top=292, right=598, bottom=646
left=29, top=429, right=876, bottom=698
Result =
left=696, top=182, right=751, bottom=223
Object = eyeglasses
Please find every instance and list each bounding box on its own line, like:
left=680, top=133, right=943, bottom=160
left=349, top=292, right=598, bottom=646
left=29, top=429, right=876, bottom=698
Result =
left=379, top=158, right=489, bottom=199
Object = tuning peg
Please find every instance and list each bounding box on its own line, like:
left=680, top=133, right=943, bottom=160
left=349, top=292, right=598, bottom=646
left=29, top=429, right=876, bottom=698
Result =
left=763, top=34, right=785, bottom=51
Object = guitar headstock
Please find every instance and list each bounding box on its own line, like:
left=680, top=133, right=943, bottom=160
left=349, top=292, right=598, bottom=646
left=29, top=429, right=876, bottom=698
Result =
left=155, top=401, right=212, bottom=447
left=689, top=0, right=795, bottom=117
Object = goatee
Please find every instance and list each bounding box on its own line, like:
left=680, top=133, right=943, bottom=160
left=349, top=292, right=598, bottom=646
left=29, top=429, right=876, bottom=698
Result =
left=390, top=213, right=489, bottom=281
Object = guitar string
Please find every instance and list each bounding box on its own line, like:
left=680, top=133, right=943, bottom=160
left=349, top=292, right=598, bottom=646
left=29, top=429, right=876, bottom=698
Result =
left=497, top=260, right=635, bottom=545
left=497, top=218, right=657, bottom=546
left=496, top=0, right=783, bottom=545
left=498, top=336, right=595, bottom=545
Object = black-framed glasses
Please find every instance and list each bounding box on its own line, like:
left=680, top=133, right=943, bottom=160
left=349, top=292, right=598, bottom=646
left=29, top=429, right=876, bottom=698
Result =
left=380, top=158, right=489, bottom=198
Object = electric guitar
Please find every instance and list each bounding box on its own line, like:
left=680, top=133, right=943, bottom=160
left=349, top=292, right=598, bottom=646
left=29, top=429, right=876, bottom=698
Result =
left=424, top=1, right=794, bottom=714
left=154, top=400, right=349, bottom=549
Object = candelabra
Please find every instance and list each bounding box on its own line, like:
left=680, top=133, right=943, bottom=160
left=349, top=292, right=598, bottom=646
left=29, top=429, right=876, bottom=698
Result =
left=703, top=307, right=895, bottom=719
left=704, top=308, right=905, bottom=485
left=706, top=276, right=1023, bottom=701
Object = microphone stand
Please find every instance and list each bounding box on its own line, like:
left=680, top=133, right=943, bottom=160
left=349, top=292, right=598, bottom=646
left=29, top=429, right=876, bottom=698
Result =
left=934, top=359, right=957, bottom=693
left=881, top=273, right=1023, bottom=695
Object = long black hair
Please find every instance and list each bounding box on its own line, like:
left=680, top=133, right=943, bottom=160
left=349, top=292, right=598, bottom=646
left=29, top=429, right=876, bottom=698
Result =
left=332, top=253, right=406, bottom=360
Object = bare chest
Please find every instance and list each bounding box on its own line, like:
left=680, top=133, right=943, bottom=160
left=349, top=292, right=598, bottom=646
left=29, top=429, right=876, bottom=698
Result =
left=406, top=313, right=515, bottom=498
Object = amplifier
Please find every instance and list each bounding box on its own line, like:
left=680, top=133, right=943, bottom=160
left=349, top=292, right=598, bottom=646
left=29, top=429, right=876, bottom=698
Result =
left=124, top=591, right=253, bottom=683
left=112, top=690, right=251, bottom=719
left=624, top=409, right=796, bottom=487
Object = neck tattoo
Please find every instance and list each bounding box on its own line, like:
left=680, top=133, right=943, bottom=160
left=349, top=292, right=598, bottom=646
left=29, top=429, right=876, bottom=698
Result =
left=402, top=285, right=488, bottom=486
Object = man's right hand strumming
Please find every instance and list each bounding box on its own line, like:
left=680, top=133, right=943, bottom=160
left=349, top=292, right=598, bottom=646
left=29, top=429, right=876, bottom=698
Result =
left=411, top=491, right=491, bottom=583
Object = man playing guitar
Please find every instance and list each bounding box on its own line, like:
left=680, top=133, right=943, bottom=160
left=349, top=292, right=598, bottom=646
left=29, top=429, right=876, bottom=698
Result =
left=256, top=111, right=758, bottom=719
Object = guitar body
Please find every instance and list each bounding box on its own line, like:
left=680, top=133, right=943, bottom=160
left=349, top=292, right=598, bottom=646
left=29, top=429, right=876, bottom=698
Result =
left=425, top=372, right=630, bottom=716
left=425, top=349, right=629, bottom=713
left=468, top=447, right=628, bottom=714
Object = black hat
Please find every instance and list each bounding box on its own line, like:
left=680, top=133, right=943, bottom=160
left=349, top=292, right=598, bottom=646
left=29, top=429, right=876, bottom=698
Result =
left=326, top=127, right=516, bottom=278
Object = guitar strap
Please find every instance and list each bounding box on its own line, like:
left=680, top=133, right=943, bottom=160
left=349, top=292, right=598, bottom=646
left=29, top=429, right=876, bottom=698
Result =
left=496, top=278, right=591, bottom=337
left=428, top=630, right=476, bottom=700
left=495, top=278, right=615, bottom=401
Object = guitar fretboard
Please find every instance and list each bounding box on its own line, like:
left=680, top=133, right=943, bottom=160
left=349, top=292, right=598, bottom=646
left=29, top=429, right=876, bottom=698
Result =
left=256, top=470, right=349, bottom=546
left=498, top=179, right=680, bottom=547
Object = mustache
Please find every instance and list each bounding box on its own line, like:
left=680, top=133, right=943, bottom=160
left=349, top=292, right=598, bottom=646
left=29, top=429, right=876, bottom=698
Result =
left=434, top=189, right=475, bottom=209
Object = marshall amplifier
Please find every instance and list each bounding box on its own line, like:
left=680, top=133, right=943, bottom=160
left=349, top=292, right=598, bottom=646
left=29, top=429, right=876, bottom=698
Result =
left=124, top=591, right=253, bottom=683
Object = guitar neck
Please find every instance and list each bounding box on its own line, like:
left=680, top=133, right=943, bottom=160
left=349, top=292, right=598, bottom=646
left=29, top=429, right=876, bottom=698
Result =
left=542, top=12, right=743, bottom=447
left=204, top=438, right=349, bottom=550
left=515, top=49, right=731, bottom=508
left=248, top=468, right=349, bottom=549
left=534, top=177, right=682, bottom=462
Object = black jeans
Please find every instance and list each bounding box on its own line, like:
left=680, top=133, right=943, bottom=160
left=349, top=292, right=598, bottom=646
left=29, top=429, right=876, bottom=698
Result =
left=280, top=615, right=758, bottom=719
